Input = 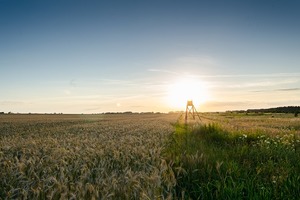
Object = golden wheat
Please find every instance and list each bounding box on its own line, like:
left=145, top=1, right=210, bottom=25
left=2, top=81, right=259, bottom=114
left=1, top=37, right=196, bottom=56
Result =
left=0, top=114, right=178, bottom=199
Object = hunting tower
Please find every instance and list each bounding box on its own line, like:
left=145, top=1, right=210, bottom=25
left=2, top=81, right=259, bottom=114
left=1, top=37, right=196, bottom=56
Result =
left=185, top=100, right=201, bottom=123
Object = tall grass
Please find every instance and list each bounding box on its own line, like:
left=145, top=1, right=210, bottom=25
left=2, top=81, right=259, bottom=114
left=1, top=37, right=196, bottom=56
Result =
left=165, top=122, right=300, bottom=199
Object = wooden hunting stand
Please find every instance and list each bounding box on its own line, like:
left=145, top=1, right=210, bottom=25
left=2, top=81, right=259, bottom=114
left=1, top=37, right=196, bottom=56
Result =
left=185, top=100, right=202, bottom=123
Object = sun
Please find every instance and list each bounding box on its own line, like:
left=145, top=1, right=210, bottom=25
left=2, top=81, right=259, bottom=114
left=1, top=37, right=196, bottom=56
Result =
left=166, top=78, right=209, bottom=109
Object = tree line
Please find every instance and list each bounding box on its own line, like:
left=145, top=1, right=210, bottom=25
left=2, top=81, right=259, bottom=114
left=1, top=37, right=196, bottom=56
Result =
left=247, top=106, right=300, bottom=114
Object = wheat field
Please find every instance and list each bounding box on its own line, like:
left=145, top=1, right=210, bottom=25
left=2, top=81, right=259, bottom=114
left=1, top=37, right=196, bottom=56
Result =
left=0, top=113, right=179, bottom=199
left=1, top=112, right=300, bottom=199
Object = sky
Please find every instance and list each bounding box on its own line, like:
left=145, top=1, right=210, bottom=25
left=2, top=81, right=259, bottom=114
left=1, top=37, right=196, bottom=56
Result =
left=1, top=0, right=300, bottom=113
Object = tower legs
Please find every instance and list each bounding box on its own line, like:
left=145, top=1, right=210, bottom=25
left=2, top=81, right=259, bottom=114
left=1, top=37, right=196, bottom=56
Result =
left=185, top=100, right=201, bottom=123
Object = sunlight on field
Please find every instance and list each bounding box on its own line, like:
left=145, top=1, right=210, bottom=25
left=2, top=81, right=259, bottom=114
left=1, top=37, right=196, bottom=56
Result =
left=0, top=113, right=180, bottom=199
left=1, top=112, right=300, bottom=199
left=167, top=113, right=300, bottom=199
left=166, top=78, right=209, bottom=109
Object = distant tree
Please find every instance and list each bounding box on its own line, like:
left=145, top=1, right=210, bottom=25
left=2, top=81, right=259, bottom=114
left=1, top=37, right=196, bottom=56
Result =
left=295, top=112, right=299, bottom=117
left=247, top=106, right=300, bottom=114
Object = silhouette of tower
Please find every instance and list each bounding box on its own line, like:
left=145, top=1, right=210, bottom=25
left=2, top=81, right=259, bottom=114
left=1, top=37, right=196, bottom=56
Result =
left=185, top=100, right=201, bottom=123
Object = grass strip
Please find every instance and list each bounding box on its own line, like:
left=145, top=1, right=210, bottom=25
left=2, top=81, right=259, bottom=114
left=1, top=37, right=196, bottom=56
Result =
left=164, top=122, right=300, bottom=199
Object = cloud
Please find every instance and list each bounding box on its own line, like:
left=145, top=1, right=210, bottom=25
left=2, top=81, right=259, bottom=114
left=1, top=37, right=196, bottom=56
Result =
left=209, top=76, right=299, bottom=90
left=0, top=101, right=26, bottom=106
left=98, top=79, right=133, bottom=85
left=176, top=56, right=217, bottom=66
left=275, top=88, right=300, bottom=91
left=252, top=87, right=300, bottom=93
left=193, top=72, right=300, bottom=79
left=229, top=79, right=298, bottom=88
left=130, top=105, right=144, bottom=108
left=201, top=99, right=300, bottom=112
left=199, top=101, right=258, bottom=112
left=203, top=101, right=255, bottom=108
left=148, top=55, right=217, bottom=75
left=147, top=68, right=179, bottom=75
left=84, top=106, right=103, bottom=112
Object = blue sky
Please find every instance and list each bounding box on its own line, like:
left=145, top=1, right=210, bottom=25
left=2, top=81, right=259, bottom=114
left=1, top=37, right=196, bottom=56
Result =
left=1, top=0, right=300, bottom=113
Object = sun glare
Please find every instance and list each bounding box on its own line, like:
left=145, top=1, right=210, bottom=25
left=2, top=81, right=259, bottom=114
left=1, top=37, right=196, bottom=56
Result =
left=167, top=78, right=209, bottom=110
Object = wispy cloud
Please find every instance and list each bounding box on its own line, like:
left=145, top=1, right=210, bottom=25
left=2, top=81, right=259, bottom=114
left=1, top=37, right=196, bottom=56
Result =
left=148, top=55, right=217, bottom=76
left=0, top=101, right=26, bottom=106
left=253, top=87, right=300, bottom=93
left=98, top=79, right=134, bottom=85
left=202, top=99, right=300, bottom=112
left=203, top=101, right=256, bottom=107
left=72, top=78, right=138, bottom=87
left=199, top=73, right=300, bottom=91
left=130, top=105, right=145, bottom=108
left=193, top=72, right=300, bottom=79
left=275, top=88, right=300, bottom=91
left=147, top=68, right=179, bottom=75
left=176, top=56, right=217, bottom=66
left=201, top=100, right=260, bottom=111
left=226, top=78, right=299, bottom=88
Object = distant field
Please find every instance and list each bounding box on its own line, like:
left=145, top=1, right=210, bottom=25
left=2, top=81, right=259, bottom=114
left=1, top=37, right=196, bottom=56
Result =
left=201, top=112, right=300, bottom=135
left=1, top=113, right=300, bottom=199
